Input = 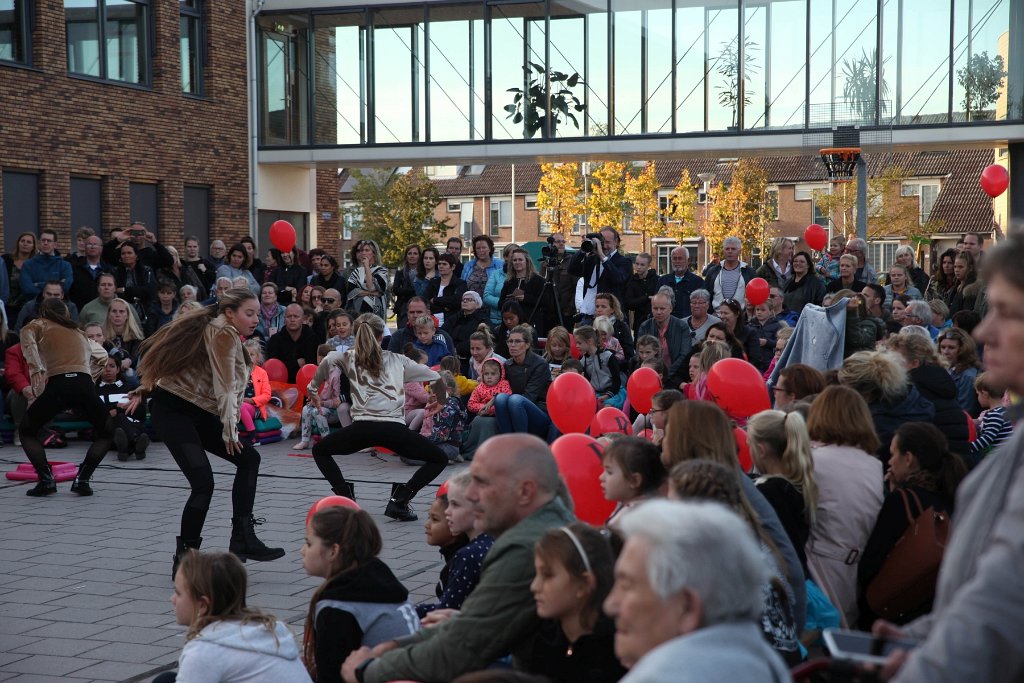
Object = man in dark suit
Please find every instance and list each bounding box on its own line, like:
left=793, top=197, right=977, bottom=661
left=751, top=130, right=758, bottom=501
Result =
left=567, top=227, right=631, bottom=316
left=657, top=246, right=705, bottom=319
left=637, top=291, right=692, bottom=389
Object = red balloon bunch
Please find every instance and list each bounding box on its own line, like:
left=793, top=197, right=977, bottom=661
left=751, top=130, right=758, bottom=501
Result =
left=263, top=358, right=288, bottom=383
left=295, top=363, right=318, bottom=402
left=551, top=433, right=615, bottom=525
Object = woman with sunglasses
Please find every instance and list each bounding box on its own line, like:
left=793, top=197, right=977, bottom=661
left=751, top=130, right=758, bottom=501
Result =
left=344, top=240, right=389, bottom=319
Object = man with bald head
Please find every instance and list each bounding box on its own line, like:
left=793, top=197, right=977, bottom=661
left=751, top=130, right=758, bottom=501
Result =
left=266, top=303, right=319, bottom=381
left=342, top=434, right=575, bottom=683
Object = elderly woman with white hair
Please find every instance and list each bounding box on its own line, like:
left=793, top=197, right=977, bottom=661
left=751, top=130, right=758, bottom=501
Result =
left=442, top=289, right=491, bottom=374
left=605, top=499, right=791, bottom=682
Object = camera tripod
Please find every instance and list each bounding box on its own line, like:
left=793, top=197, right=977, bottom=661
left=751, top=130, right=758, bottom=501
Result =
left=530, top=259, right=566, bottom=332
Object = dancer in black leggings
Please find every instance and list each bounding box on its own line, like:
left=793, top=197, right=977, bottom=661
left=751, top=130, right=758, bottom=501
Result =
left=127, top=288, right=284, bottom=578
left=20, top=298, right=113, bottom=496
left=309, top=313, right=448, bottom=521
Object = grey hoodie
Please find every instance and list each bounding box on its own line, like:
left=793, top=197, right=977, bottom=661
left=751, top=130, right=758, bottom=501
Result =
left=175, top=620, right=312, bottom=683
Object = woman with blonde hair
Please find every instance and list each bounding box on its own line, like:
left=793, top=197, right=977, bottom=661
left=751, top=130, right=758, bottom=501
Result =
left=308, top=313, right=448, bottom=522
left=805, top=385, right=884, bottom=626
left=129, top=288, right=285, bottom=578
left=661, top=400, right=808, bottom=629
left=345, top=239, right=389, bottom=319
left=756, top=237, right=795, bottom=290
left=937, top=326, right=983, bottom=415
left=103, top=297, right=146, bottom=381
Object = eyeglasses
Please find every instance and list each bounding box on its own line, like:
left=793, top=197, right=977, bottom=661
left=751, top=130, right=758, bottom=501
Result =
left=772, top=385, right=791, bottom=394
left=322, top=297, right=336, bottom=304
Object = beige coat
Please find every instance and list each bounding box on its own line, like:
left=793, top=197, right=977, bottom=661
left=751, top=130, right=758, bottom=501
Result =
left=20, top=318, right=108, bottom=396
left=807, top=443, right=884, bottom=627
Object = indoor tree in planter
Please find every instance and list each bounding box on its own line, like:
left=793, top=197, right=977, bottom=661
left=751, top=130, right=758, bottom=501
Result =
left=505, top=62, right=585, bottom=139
left=958, top=52, right=1006, bottom=121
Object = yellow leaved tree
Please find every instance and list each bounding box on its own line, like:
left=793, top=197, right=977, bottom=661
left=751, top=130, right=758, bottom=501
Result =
left=587, top=161, right=628, bottom=231
left=624, top=161, right=665, bottom=251
left=704, top=159, right=773, bottom=259
left=663, top=168, right=699, bottom=241
left=536, top=163, right=584, bottom=236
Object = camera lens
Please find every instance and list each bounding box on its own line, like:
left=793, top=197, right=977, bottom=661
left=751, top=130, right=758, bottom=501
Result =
left=580, top=240, right=594, bottom=254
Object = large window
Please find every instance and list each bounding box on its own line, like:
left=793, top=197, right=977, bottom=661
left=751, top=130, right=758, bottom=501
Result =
left=66, top=0, right=149, bottom=85
left=2, top=170, right=39, bottom=253
left=71, top=177, right=103, bottom=237
left=129, top=182, right=159, bottom=237
left=490, top=198, right=511, bottom=235
left=902, top=181, right=941, bottom=225
left=0, top=0, right=29, bottom=64
left=180, top=0, right=203, bottom=95
left=867, top=241, right=900, bottom=273
left=260, top=13, right=309, bottom=145
left=183, top=185, right=210, bottom=252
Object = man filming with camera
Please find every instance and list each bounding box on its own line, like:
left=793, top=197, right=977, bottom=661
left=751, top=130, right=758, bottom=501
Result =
left=539, top=232, right=577, bottom=328
left=568, top=227, right=631, bottom=324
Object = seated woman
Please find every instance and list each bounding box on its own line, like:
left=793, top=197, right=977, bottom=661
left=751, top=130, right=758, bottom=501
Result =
left=494, top=324, right=553, bottom=441
left=442, top=291, right=490, bottom=374
left=103, top=298, right=145, bottom=385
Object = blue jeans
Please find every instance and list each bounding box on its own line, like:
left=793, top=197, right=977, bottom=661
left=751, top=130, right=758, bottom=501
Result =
left=494, top=394, right=555, bottom=441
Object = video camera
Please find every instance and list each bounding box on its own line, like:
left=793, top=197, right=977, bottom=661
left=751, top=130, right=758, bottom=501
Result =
left=579, top=232, right=603, bottom=255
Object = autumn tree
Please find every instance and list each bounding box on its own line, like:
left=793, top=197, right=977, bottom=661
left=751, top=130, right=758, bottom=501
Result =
left=343, top=169, right=451, bottom=266
left=586, top=161, right=628, bottom=231
left=663, top=168, right=699, bottom=241
left=536, top=163, right=584, bottom=236
left=811, top=165, right=943, bottom=242
left=703, top=159, right=773, bottom=259
left=624, top=161, right=665, bottom=251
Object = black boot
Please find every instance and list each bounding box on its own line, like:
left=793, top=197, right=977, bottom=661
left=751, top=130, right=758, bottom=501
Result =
left=172, top=536, right=203, bottom=581
left=332, top=482, right=356, bottom=500
left=384, top=484, right=418, bottom=522
left=229, top=516, right=286, bottom=563
left=26, top=467, right=57, bottom=497
left=71, top=457, right=101, bottom=496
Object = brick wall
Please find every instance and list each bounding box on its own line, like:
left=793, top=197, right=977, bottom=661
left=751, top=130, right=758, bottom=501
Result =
left=0, top=0, right=249, bottom=254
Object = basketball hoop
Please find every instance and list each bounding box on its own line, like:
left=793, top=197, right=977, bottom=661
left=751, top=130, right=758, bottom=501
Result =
left=820, top=147, right=861, bottom=183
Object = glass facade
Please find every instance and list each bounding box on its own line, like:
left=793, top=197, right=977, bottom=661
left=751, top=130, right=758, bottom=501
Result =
left=180, top=0, right=203, bottom=95
left=0, top=0, right=29, bottom=64
left=66, top=0, right=149, bottom=85
left=257, top=0, right=1022, bottom=148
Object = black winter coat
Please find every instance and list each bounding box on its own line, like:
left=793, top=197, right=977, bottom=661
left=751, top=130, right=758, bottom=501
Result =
left=869, top=385, right=935, bottom=459
left=909, top=363, right=973, bottom=462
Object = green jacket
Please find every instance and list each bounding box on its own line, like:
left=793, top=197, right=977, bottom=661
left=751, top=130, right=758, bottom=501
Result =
left=366, top=497, right=575, bottom=683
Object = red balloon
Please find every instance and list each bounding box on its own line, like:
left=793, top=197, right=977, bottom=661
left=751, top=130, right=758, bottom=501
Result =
left=590, top=407, right=632, bottom=437
left=569, top=335, right=582, bottom=360
left=626, top=367, right=661, bottom=415
left=746, top=277, right=770, bottom=307
left=547, top=372, right=597, bottom=434
left=551, top=433, right=615, bottom=525
left=637, top=428, right=655, bottom=441
left=804, top=223, right=828, bottom=252
left=263, top=358, right=288, bottom=383
left=734, top=427, right=753, bottom=473
left=269, top=220, right=296, bottom=253
left=980, top=164, right=1009, bottom=198
left=705, top=358, right=771, bottom=419
left=295, top=363, right=318, bottom=402
left=305, top=495, right=360, bottom=526
left=437, top=480, right=449, bottom=498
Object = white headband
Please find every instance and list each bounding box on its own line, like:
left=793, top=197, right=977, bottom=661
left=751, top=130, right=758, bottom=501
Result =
left=559, top=526, right=592, bottom=574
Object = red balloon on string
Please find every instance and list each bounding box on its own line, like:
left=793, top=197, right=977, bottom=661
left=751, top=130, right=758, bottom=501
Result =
left=746, top=277, right=770, bottom=306
left=626, top=367, right=662, bottom=415
left=734, top=427, right=753, bottom=473
left=590, top=407, right=633, bottom=437
left=269, top=220, right=296, bottom=253
left=706, top=358, right=771, bottom=419
left=569, top=334, right=582, bottom=360
left=980, top=164, right=1009, bottom=198
left=295, top=363, right=318, bottom=402
left=263, top=358, right=288, bottom=383
left=547, top=372, right=597, bottom=434
left=637, top=428, right=655, bottom=441
left=804, top=223, right=828, bottom=251
left=551, top=433, right=615, bottom=525
left=305, top=495, right=360, bottom=526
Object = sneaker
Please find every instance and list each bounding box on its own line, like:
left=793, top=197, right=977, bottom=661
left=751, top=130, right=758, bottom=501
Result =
left=134, top=433, right=150, bottom=460
left=293, top=441, right=310, bottom=450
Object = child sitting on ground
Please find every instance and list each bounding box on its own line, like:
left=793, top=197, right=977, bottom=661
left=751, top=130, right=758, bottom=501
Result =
left=467, top=358, right=512, bottom=418
left=301, top=507, right=418, bottom=683
left=593, top=316, right=625, bottom=362
left=543, top=326, right=573, bottom=377
left=600, top=436, right=668, bottom=527
left=415, top=372, right=466, bottom=464
left=417, top=486, right=469, bottom=618
left=439, top=355, right=477, bottom=398
left=325, top=310, right=355, bottom=353
left=419, top=470, right=496, bottom=622
left=157, top=551, right=310, bottom=683
left=96, top=356, right=150, bottom=461
left=574, top=325, right=623, bottom=409
left=632, top=388, right=683, bottom=445
left=239, top=339, right=271, bottom=446
left=627, top=335, right=660, bottom=375
left=403, top=345, right=431, bottom=432
left=293, top=344, right=349, bottom=450
left=413, top=315, right=453, bottom=367
left=559, top=358, right=584, bottom=375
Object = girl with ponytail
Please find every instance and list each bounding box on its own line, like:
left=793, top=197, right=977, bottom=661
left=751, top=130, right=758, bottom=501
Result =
left=306, top=313, right=449, bottom=521
left=746, top=410, right=818, bottom=575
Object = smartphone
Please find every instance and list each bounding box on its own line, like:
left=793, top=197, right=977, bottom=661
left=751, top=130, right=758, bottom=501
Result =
left=823, top=628, right=918, bottom=665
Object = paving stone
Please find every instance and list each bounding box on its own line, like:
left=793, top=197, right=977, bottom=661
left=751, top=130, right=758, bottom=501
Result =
left=2, top=654, right=100, bottom=676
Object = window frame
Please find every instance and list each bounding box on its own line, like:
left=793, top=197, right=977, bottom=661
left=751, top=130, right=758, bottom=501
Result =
left=66, top=0, right=152, bottom=88
left=765, top=187, right=779, bottom=221
left=179, top=0, right=204, bottom=96
left=867, top=241, right=901, bottom=274
left=489, top=198, right=512, bottom=231
left=0, top=0, right=31, bottom=66
left=795, top=182, right=830, bottom=201
left=341, top=200, right=360, bottom=240
left=524, top=194, right=538, bottom=210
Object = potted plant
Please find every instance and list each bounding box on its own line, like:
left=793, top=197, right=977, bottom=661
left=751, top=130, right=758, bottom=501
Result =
left=505, top=63, right=585, bottom=139
left=957, top=52, right=1006, bottom=121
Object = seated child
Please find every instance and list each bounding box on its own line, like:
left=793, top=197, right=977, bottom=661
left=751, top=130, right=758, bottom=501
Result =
left=96, top=356, right=150, bottom=461
left=601, top=436, right=667, bottom=528
left=574, top=326, right=623, bottom=409
left=413, top=372, right=466, bottom=465
left=294, top=344, right=350, bottom=450
left=239, top=339, right=271, bottom=445
left=593, top=316, right=625, bottom=362
left=302, top=507, right=418, bottom=683
left=439, top=355, right=477, bottom=398
left=543, top=326, right=573, bottom=377
left=413, top=315, right=453, bottom=367
left=627, top=335, right=660, bottom=375
left=748, top=302, right=782, bottom=371
left=158, top=550, right=310, bottom=683
left=467, top=358, right=512, bottom=418
left=971, top=371, right=1013, bottom=456
left=325, top=310, right=355, bottom=353
left=419, top=470, right=495, bottom=620
left=403, top=345, right=431, bottom=432
left=416, top=486, right=469, bottom=618
left=559, top=358, right=584, bottom=375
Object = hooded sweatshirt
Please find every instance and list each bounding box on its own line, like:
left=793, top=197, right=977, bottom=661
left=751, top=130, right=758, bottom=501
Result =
left=175, top=620, right=311, bottom=683
left=468, top=361, right=512, bottom=415
left=310, top=557, right=419, bottom=683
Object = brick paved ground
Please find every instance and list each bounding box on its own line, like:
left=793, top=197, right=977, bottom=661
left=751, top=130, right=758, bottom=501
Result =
left=0, top=438, right=461, bottom=682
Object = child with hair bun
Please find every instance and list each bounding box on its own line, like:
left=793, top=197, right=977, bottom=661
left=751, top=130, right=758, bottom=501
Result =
left=599, top=436, right=667, bottom=527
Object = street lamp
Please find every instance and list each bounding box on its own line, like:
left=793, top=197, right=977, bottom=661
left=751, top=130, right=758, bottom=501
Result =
left=697, top=172, right=715, bottom=269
